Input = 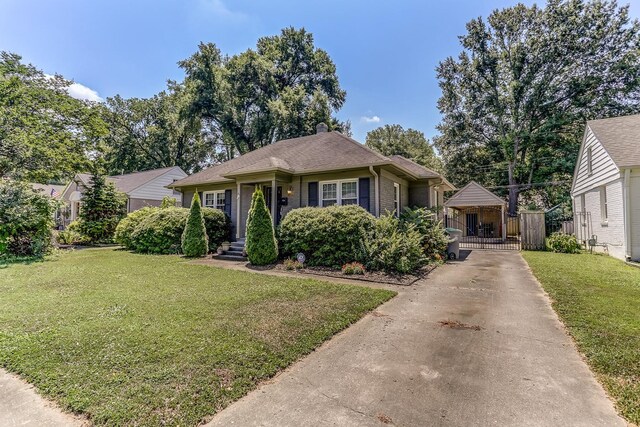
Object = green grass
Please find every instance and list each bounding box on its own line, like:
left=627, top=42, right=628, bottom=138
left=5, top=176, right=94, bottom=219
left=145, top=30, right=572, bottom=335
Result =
left=0, top=248, right=395, bottom=426
left=522, top=251, right=640, bottom=424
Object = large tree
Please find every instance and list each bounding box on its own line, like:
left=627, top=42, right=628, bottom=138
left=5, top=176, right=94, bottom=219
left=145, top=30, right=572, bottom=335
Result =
left=102, top=83, right=215, bottom=175
left=178, top=27, right=348, bottom=157
left=435, top=0, right=640, bottom=214
left=365, top=124, right=442, bottom=171
left=0, top=52, right=107, bottom=182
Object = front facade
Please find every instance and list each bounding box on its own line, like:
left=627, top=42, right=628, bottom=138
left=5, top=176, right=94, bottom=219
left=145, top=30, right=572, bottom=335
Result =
left=171, top=124, right=454, bottom=240
left=61, top=166, right=187, bottom=226
left=571, top=114, right=640, bottom=262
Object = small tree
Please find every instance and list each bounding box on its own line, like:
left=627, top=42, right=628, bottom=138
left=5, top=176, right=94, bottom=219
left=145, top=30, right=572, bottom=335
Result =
left=245, top=188, right=278, bottom=265
left=181, top=193, right=209, bottom=257
left=78, top=173, right=127, bottom=243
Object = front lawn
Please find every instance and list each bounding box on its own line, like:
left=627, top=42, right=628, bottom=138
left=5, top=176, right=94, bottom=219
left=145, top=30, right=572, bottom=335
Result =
left=0, top=248, right=395, bottom=426
left=523, top=251, right=640, bottom=424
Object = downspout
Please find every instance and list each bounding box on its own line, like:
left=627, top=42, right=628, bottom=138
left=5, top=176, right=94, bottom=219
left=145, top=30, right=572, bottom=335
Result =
left=623, top=169, right=632, bottom=261
left=369, top=166, right=380, bottom=216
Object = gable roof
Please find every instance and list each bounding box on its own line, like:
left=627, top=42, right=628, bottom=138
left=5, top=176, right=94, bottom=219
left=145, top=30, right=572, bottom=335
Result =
left=171, top=131, right=423, bottom=187
left=31, top=183, right=65, bottom=199
left=587, top=114, right=640, bottom=168
left=69, top=166, right=185, bottom=195
left=444, top=181, right=506, bottom=208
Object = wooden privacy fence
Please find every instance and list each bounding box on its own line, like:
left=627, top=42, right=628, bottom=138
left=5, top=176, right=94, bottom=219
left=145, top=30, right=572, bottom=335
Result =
left=520, top=211, right=546, bottom=250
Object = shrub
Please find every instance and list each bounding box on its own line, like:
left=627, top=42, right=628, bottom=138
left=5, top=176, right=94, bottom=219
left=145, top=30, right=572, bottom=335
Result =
left=400, top=207, right=448, bottom=261
left=56, top=229, right=88, bottom=245
left=201, top=207, right=232, bottom=246
left=245, top=188, right=278, bottom=265
left=365, top=213, right=426, bottom=274
left=114, top=207, right=156, bottom=249
left=547, top=232, right=581, bottom=254
left=0, top=178, right=56, bottom=257
left=342, top=262, right=366, bottom=275
left=78, top=174, right=127, bottom=243
left=283, top=258, right=304, bottom=270
left=129, top=207, right=187, bottom=254
left=182, top=193, right=209, bottom=257
left=279, top=205, right=375, bottom=268
left=160, top=196, right=177, bottom=208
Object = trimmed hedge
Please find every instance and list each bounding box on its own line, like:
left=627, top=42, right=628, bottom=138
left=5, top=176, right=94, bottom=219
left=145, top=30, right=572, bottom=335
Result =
left=245, top=188, right=278, bottom=265
left=115, top=206, right=231, bottom=254
left=182, top=193, right=208, bottom=257
left=365, top=213, right=426, bottom=273
left=279, top=205, right=376, bottom=268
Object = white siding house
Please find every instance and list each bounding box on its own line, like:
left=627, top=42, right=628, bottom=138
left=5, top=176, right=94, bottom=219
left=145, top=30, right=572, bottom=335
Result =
left=571, top=114, right=640, bottom=261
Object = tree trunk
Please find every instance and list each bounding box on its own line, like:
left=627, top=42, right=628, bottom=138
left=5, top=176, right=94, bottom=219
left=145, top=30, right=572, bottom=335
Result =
left=507, top=162, right=519, bottom=216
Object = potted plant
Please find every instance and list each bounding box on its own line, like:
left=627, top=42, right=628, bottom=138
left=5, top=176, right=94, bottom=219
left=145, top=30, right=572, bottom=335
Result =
left=221, top=241, right=231, bottom=251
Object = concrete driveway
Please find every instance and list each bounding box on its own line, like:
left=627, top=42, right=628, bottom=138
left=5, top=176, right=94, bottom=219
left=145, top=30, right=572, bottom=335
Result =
left=207, top=250, right=624, bottom=426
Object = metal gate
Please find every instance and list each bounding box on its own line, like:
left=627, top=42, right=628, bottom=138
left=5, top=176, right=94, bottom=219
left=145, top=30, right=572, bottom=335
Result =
left=445, top=207, right=521, bottom=250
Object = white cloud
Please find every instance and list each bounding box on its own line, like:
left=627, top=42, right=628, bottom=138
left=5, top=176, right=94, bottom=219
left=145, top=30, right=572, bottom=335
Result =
left=199, top=0, right=247, bottom=20
left=361, top=115, right=381, bottom=124
left=67, top=82, right=102, bottom=102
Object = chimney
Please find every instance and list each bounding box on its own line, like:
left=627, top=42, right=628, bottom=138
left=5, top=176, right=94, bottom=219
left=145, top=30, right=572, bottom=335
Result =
left=316, top=122, right=328, bottom=133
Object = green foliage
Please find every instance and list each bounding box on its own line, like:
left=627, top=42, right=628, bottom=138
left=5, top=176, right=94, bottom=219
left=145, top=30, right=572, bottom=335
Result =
left=116, top=206, right=230, bottom=254
left=0, top=52, right=107, bottom=182
left=279, top=205, right=376, bottom=268
left=160, top=196, right=177, bottom=208
left=77, top=173, right=127, bottom=243
left=245, top=189, right=278, bottom=265
left=435, top=1, right=640, bottom=214
left=546, top=232, right=581, bottom=254
left=0, top=178, right=56, bottom=256
left=179, top=27, right=349, bottom=159
left=366, top=124, right=442, bottom=171
left=283, top=258, right=304, bottom=270
left=400, top=207, right=449, bottom=260
left=181, top=193, right=209, bottom=257
left=365, top=213, right=426, bottom=274
left=341, top=262, right=366, bottom=275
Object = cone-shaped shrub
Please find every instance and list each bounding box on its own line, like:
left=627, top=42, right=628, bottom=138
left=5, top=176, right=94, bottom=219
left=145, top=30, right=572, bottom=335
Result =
left=181, top=193, right=209, bottom=257
left=245, top=188, right=278, bottom=265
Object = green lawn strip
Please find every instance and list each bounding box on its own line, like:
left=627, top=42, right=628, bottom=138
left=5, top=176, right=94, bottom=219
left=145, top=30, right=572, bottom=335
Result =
left=0, top=248, right=395, bottom=426
left=522, top=251, right=640, bottom=424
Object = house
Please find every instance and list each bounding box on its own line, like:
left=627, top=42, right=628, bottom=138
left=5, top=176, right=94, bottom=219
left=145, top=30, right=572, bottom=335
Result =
left=169, top=123, right=454, bottom=240
left=61, top=166, right=187, bottom=226
left=571, top=113, right=640, bottom=261
left=444, top=181, right=508, bottom=241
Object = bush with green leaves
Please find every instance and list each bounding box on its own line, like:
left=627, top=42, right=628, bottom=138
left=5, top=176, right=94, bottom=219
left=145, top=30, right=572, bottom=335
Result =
left=201, top=207, right=232, bottom=246
left=182, top=193, right=209, bottom=257
left=0, top=178, right=57, bottom=256
left=546, top=232, right=581, bottom=254
left=245, top=188, right=278, bottom=265
left=77, top=174, right=127, bottom=243
left=279, top=205, right=376, bottom=268
left=365, top=213, right=426, bottom=274
left=400, top=207, right=448, bottom=261
left=114, top=207, right=156, bottom=250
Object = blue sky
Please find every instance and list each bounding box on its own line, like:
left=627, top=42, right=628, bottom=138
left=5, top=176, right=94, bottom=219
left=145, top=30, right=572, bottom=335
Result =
left=3, top=0, right=640, bottom=142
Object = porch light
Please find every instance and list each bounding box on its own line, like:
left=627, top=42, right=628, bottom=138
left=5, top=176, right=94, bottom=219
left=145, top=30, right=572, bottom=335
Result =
left=287, top=186, right=294, bottom=196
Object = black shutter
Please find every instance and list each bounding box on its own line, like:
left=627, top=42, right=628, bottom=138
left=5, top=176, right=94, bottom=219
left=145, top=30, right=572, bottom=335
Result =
left=359, top=178, right=370, bottom=213
left=197, top=191, right=203, bottom=208
left=224, top=189, right=232, bottom=218
left=308, top=182, right=318, bottom=207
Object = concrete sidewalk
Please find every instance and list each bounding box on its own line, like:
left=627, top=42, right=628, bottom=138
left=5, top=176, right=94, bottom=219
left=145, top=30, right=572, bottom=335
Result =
left=206, top=250, right=624, bottom=426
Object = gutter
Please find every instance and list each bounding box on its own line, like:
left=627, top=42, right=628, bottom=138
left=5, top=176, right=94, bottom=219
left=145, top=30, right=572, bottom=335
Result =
left=623, top=168, right=632, bottom=261
left=369, top=166, right=380, bottom=216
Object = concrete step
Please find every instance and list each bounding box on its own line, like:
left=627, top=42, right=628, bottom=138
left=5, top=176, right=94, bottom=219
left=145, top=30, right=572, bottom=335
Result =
left=214, top=254, right=248, bottom=262
left=229, top=243, right=245, bottom=250
left=225, top=249, right=244, bottom=256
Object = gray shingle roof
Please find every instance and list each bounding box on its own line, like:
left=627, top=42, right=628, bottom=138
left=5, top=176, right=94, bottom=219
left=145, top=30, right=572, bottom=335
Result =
left=388, top=155, right=441, bottom=179
left=75, top=166, right=178, bottom=194
left=588, top=114, right=640, bottom=168
left=172, top=131, right=396, bottom=187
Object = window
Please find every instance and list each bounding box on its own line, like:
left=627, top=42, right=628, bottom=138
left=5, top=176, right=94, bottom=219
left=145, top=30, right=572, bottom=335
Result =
left=203, top=191, right=225, bottom=211
left=587, top=146, right=593, bottom=175
left=320, top=180, right=358, bottom=207
left=393, top=183, right=400, bottom=216
left=600, top=186, right=608, bottom=224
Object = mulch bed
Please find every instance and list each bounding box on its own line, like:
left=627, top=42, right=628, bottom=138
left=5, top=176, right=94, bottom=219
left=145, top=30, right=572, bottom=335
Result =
left=271, top=263, right=439, bottom=286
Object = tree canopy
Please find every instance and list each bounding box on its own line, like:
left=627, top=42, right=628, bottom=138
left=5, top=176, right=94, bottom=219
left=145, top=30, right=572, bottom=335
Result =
left=435, top=0, right=640, bottom=214
left=365, top=124, right=442, bottom=171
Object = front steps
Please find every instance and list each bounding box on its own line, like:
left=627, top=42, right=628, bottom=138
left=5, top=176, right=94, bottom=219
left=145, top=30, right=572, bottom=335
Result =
left=214, top=239, right=247, bottom=261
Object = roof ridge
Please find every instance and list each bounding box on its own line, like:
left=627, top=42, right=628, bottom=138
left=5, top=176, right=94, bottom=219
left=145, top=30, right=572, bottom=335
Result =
left=108, top=165, right=176, bottom=178
left=333, top=131, right=391, bottom=162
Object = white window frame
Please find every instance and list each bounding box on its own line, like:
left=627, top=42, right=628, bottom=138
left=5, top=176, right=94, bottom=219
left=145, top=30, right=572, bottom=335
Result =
left=202, top=190, right=226, bottom=211
left=319, top=179, right=359, bottom=207
left=600, top=186, right=608, bottom=225
left=393, top=182, right=400, bottom=217
left=587, top=146, right=593, bottom=176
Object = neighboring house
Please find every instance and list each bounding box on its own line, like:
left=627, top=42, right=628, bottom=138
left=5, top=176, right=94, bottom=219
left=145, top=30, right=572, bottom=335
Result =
left=571, top=114, right=640, bottom=261
left=61, top=166, right=187, bottom=226
left=31, top=183, right=66, bottom=228
left=444, top=181, right=508, bottom=240
left=170, top=123, right=455, bottom=240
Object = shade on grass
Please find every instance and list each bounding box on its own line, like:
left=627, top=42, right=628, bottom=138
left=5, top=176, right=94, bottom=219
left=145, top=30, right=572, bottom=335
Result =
left=523, top=251, right=640, bottom=424
left=0, top=248, right=395, bottom=425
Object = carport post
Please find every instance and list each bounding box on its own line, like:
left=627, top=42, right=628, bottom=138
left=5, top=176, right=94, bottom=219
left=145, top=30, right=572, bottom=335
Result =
left=501, top=204, right=506, bottom=241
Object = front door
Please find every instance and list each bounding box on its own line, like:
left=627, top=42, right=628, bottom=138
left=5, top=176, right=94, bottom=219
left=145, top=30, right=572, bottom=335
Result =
left=263, top=186, right=283, bottom=224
